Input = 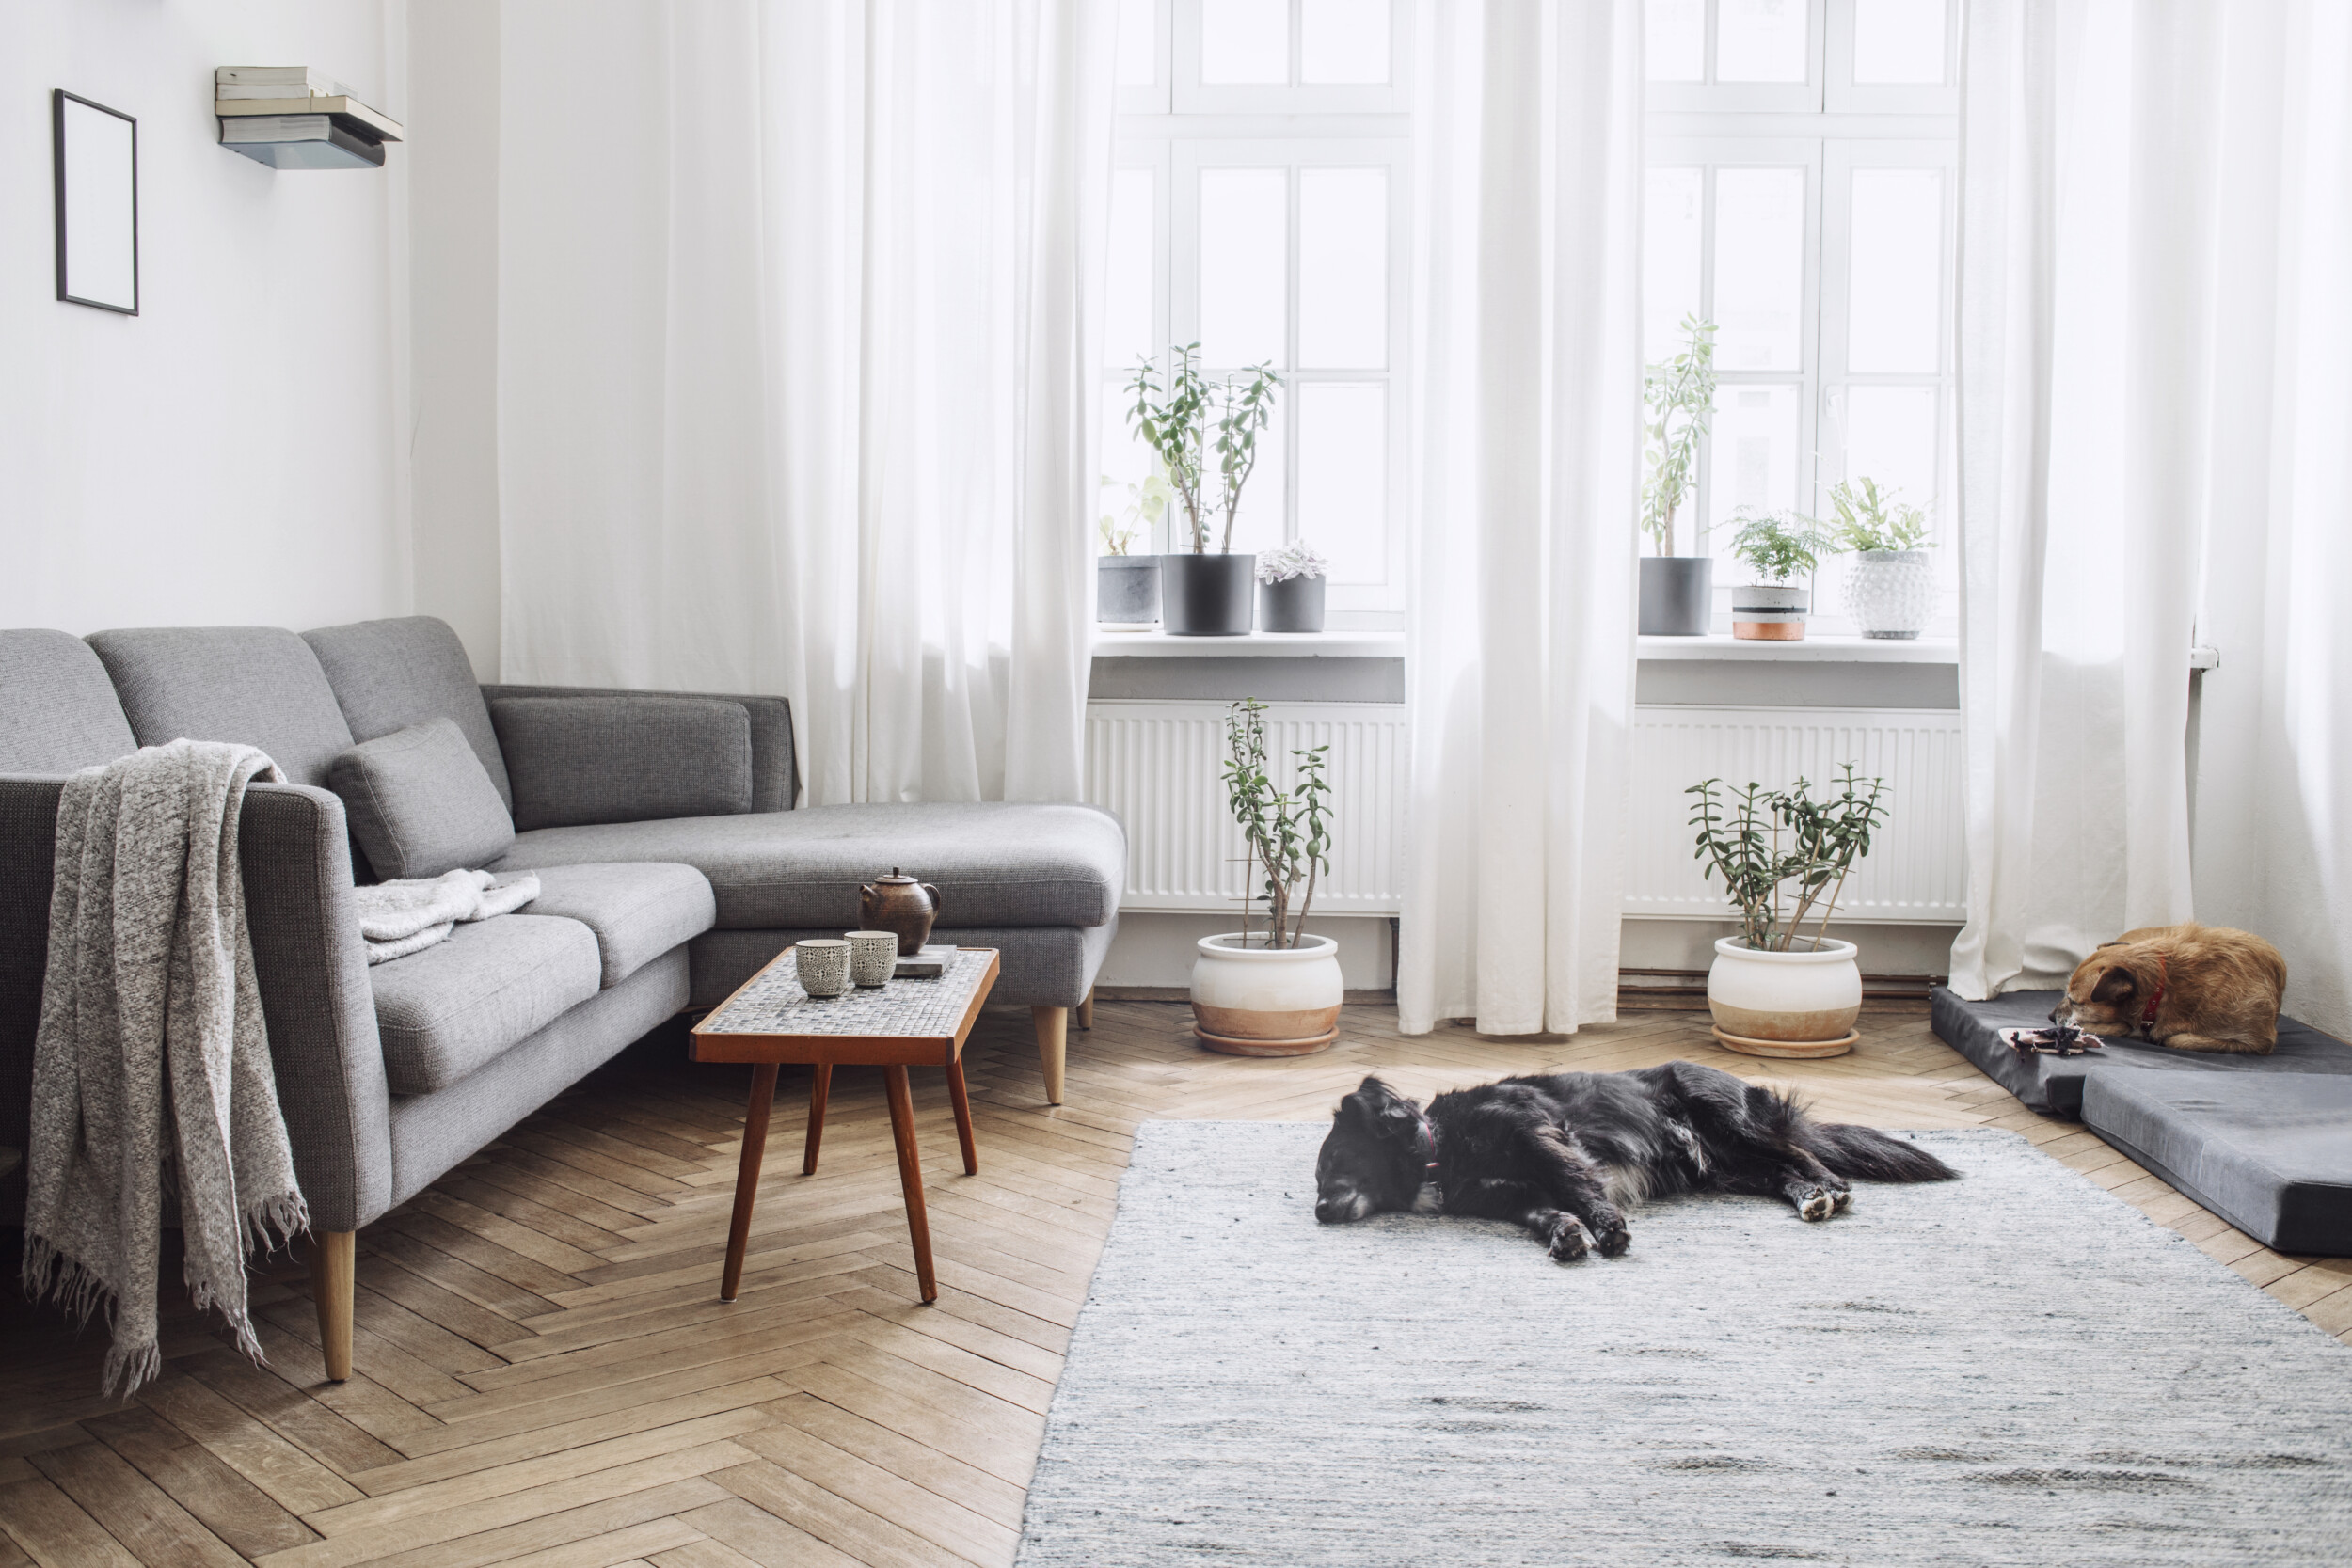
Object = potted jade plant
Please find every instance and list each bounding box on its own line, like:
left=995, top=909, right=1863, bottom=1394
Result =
left=1824, top=476, right=1935, bottom=640
left=1687, top=765, right=1890, bottom=1058
left=1097, top=466, right=1170, bottom=629
left=1257, top=541, right=1328, bottom=633
left=1639, top=315, right=1718, bottom=636
left=1128, top=343, right=1281, bottom=636
left=1192, top=700, right=1342, bottom=1055
left=1727, top=510, right=1836, bottom=641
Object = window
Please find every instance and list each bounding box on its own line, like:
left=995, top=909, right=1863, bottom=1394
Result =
left=1645, top=0, right=1960, bottom=637
left=1105, top=0, right=1411, bottom=626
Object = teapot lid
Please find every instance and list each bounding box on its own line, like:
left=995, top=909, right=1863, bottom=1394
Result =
left=872, top=867, right=917, bottom=884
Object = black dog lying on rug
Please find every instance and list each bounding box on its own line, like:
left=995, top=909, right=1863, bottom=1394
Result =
left=1313, top=1062, right=1957, bottom=1260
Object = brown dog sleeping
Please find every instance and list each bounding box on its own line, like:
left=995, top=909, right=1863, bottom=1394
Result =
left=2052, top=923, right=2286, bottom=1054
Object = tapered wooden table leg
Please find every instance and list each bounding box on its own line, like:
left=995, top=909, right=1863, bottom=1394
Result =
left=882, top=1065, right=937, bottom=1303
left=721, top=1063, right=779, bottom=1303
left=946, top=1058, right=978, bottom=1175
left=803, top=1063, right=833, bottom=1175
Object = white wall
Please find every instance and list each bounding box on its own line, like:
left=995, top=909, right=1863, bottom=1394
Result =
left=0, top=0, right=409, bottom=636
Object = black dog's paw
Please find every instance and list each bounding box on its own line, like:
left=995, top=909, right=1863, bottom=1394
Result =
left=1830, top=1186, right=1854, bottom=1213
left=1797, top=1187, right=1836, bottom=1223
left=1547, top=1215, right=1593, bottom=1262
left=1594, top=1220, right=1632, bottom=1258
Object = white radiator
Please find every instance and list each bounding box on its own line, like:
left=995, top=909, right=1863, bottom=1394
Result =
left=1625, top=705, right=1966, bottom=924
left=1083, top=700, right=1407, bottom=915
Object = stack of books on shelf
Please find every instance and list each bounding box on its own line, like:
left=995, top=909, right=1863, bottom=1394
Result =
left=215, top=67, right=403, bottom=169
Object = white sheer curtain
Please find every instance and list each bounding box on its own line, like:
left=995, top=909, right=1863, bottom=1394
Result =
left=1950, top=0, right=2201, bottom=995
left=1951, top=1, right=2352, bottom=1015
left=494, top=0, right=1112, bottom=804
left=1396, top=0, right=1643, bottom=1037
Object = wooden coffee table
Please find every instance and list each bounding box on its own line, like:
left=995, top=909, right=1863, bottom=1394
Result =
left=691, top=945, right=1000, bottom=1305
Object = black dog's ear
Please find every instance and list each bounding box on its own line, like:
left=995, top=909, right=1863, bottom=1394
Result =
left=2092, top=967, right=2137, bottom=1004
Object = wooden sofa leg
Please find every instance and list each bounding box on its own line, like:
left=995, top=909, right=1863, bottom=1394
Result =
left=1031, top=1006, right=1068, bottom=1106
left=311, top=1231, right=355, bottom=1383
left=1075, top=987, right=1094, bottom=1031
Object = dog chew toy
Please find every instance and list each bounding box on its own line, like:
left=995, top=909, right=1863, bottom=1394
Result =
left=2004, top=1022, right=2105, bottom=1057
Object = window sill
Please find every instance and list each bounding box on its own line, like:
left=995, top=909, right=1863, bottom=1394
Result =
left=1093, top=629, right=1406, bottom=658
left=1637, top=634, right=1959, bottom=665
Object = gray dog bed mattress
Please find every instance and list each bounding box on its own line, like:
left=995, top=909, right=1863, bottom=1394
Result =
left=2082, top=1071, right=2352, bottom=1255
left=1929, top=986, right=2352, bottom=1115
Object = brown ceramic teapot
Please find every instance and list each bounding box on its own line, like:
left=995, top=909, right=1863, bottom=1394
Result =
left=859, top=869, right=942, bottom=956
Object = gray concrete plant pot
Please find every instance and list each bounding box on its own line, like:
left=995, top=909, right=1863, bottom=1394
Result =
left=1639, top=556, right=1712, bottom=636
left=1730, top=582, right=1810, bottom=641
left=1158, top=553, right=1257, bottom=636
left=1097, top=556, right=1160, bottom=628
left=1258, top=575, right=1327, bottom=633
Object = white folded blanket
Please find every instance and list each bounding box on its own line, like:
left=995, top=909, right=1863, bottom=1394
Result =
left=353, top=869, right=541, bottom=964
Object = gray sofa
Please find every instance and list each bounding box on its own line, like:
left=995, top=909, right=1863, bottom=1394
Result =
left=0, top=615, right=1122, bottom=1378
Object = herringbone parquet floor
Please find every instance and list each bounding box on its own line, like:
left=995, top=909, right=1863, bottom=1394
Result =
left=5, top=998, right=2349, bottom=1566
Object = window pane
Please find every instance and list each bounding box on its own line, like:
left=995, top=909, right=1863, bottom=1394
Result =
left=1645, top=0, right=1703, bottom=81
left=1199, top=169, right=1288, bottom=368
left=1201, top=0, right=1287, bottom=84
left=1297, top=385, right=1386, bottom=582
left=1101, top=383, right=1162, bottom=548
left=1853, top=0, right=1947, bottom=84
left=1223, top=412, right=1287, bottom=559
left=1708, top=384, right=1803, bottom=550
left=1116, top=0, right=1158, bottom=85
left=1298, top=168, right=1386, bottom=369
left=1718, top=0, right=1809, bottom=82
left=1106, top=169, right=1156, bottom=375
left=1847, top=168, right=1942, bottom=372
left=1712, top=168, right=1806, bottom=371
left=1644, top=166, right=1703, bottom=363
left=1837, top=385, right=1939, bottom=525
left=1302, top=0, right=1389, bottom=84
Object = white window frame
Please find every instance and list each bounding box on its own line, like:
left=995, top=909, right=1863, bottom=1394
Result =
left=1112, top=0, right=1413, bottom=628
left=1645, top=0, right=1959, bottom=638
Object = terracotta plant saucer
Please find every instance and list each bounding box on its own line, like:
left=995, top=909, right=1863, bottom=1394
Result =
left=1193, top=1024, right=1339, bottom=1057
left=1709, top=1024, right=1859, bottom=1059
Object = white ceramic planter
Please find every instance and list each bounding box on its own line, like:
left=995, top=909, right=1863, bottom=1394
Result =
left=1842, top=549, right=1934, bottom=639
left=1190, top=932, right=1343, bottom=1055
left=1707, top=936, right=1862, bottom=1057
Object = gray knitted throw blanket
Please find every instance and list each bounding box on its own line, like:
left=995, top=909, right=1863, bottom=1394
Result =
left=23, top=739, right=310, bottom=1396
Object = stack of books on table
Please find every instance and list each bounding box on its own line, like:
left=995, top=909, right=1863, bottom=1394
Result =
left=215, top=67, right=403, bottom=169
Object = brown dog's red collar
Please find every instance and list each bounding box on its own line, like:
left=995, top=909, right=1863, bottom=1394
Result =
left=2140, top=955, right=2168, bottom=1026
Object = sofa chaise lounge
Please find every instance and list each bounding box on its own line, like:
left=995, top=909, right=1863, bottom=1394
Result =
left=0, top=616, right=1123, bottom=1378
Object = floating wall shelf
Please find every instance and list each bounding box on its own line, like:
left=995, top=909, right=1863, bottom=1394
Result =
left=215, top=67, right=402, bottom=169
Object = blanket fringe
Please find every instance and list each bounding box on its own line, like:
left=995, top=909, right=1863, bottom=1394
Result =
left=21, top=1234, right=116, bottom=1331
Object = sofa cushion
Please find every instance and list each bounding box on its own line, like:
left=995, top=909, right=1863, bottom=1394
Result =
left=527, top=862, right=716, bottom=988
left=489, top=695, right=754, bottom=831
left=2082, top=1072, right=2352, bottom=1255
left=305, top=616, right=514, bottom=811
left=495, top=801, right=1126, bottom=929
left=371, top=914, right=602, bottom=1094
left=0, top=630, right=136, bottom=773
left=87, top=626, right=355, bottom=788
left=1929, top=987, right=2352, bottom=1115
left=330, top=719, right=516, bottom=880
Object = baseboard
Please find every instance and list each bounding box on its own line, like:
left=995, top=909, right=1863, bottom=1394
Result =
left=1096, top=985, right=1398, bottom=1005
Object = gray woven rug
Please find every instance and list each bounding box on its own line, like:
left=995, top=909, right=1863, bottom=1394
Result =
left=1018, top=1123, right=2352, bottom=1567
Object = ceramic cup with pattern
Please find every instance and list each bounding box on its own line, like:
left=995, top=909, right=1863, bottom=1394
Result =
left=794, top=939, right=851, bottom=998
left=845, top=930, right=899, bottom=989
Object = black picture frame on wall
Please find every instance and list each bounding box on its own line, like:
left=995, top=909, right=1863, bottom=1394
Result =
left=53, top=88, right=139, bottom=315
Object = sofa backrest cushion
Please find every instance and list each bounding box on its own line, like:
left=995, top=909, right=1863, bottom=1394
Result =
left=304, top=617, right=514, bottom=812
left=87, top=626, right=356, bottom=789
left=489, top=694, right=754, bottom=831
left=329, top=718, right=517, bottom=879
left=0, top=630, right=137, bottom=774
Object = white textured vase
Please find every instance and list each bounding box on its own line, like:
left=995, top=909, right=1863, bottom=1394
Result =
left=1706, top=936, right=1862, bottom=1057
left=1842, top=549, right=1934, bottom=639
left=1190, top=933, right=1343, bottom=1055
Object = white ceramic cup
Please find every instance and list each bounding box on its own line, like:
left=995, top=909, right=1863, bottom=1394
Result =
left=794, top=939, right=851, bottom=998
left=845, top=930, right=899, bottom=989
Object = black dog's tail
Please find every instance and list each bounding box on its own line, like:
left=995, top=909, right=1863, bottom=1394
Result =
left=1804, top=1119, right=1959, bottom=1183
